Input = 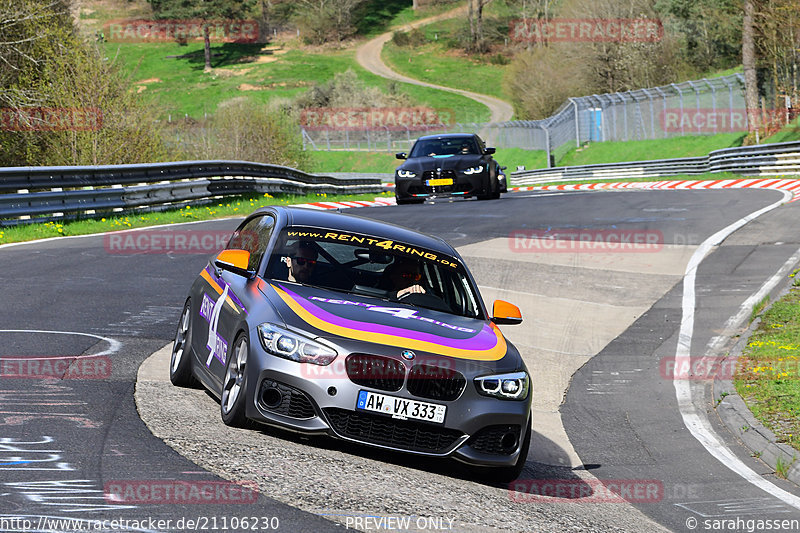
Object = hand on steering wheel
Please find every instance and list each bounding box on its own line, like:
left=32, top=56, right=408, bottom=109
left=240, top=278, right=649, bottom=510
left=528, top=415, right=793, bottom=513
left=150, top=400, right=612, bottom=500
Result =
left=397, top=285, right=425, bottom=299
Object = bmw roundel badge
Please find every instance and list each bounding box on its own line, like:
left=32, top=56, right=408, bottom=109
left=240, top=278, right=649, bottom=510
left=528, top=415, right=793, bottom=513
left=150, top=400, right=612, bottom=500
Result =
left=401, top=350, right=416, bottom=360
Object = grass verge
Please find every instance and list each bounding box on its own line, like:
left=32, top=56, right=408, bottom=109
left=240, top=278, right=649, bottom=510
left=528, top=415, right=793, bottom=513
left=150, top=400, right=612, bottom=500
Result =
left=734, top=279, right=800, bottom=453
left=558, top=133, right=747, bottom=167
left=382, top=40, right=508, bottom=107
left=104, top=41, right=487, bottom=123
left=356, top=0, right=462, bottom=38
left=0, top=191, right=392, bottom=246
left=308, top=151, right=398, bottom=173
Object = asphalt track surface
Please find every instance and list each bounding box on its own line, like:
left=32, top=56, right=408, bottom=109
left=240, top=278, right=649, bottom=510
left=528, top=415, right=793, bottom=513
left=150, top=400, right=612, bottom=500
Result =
left=2, top=187, right=800, bottom=532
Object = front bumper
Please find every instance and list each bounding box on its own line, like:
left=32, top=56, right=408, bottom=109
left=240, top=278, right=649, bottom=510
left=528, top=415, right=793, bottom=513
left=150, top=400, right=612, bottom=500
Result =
left=395, top=171, right=490, bottom=200
left=243, top=346, right=531, bottom=467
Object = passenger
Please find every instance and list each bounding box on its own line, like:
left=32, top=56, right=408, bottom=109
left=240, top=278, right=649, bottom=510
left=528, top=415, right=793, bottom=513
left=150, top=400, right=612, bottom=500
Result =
left=383, top=258, right=426, bottom=299
left=283, top=241, right=317, bottom=284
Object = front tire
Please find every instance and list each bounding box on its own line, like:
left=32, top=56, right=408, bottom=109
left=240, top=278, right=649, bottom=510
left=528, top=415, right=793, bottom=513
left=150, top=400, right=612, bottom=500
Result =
left=220, top=333, right=249, bottom=427
left=478, top=172, right=499, bottom=200
left=170, top=300, right=195, bottom=387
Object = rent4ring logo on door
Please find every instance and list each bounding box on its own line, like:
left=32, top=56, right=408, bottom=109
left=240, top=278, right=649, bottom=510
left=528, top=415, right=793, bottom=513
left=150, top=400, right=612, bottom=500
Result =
left=199, top=288, right=229, bottom=367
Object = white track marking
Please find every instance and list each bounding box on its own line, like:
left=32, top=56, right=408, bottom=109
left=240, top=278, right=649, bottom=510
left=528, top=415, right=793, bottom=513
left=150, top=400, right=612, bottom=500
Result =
left=705, top=246, right=800, bottom=354
left=673, top=189, right=800, bottom=509
left=0, top=330, right=120, bottom=357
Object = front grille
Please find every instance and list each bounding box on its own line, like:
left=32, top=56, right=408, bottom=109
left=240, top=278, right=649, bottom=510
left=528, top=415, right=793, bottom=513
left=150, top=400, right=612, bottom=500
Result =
left=345, top=353, right=405, bottom=392
left=323, top=408, right=463, bottom=454
left=406, top=364, right=466, bottom=401
left=421, top=170, right=457, bottom=180
left=258, top=380, right=317, bottom=419
left=468, top=424, right=522, bottom=456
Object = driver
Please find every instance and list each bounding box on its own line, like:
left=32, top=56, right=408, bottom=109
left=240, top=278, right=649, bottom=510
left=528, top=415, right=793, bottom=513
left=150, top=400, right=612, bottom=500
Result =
left=283, top=241, right=317, bottom=284
left=384, top=258, right=426, bottom=299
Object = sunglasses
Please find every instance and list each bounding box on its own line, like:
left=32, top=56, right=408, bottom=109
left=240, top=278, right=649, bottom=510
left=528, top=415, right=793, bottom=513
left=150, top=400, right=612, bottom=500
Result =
left=293, top=257, right=316, bottom=266
left=400, top=272, right=422, bottom=281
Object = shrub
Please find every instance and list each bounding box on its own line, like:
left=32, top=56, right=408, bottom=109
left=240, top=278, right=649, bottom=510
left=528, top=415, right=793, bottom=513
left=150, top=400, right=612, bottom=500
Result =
left=176, top=98, right=310, bottom=170
left=391, top=28, right=427, bottom=47
left=293, top=69, right=410, bottom=109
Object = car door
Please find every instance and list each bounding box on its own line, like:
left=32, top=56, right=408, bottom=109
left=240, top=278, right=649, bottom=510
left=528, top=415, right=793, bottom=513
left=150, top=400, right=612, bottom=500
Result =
left=196, top=214, right=275, bottom=390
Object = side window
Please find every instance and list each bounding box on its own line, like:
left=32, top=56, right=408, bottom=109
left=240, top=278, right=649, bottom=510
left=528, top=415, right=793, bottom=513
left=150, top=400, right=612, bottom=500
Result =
left=227, top=215, right=275, bottom=272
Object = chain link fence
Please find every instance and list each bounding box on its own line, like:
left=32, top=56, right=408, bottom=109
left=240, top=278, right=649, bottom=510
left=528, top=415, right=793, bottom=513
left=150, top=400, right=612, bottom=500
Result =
left=300, top=73, right=748, bottom=167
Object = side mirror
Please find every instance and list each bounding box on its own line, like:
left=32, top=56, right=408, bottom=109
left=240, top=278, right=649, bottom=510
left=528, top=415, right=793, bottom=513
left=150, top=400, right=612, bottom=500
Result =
left=484, top=147, right=496, bottom=155
left=214, top=249, right=254, bottom=278
left=500, top=166, right=507, bottom=171
left=395, top=152, right=407, bottom=160
left=492, top=300, right=522, bottom=325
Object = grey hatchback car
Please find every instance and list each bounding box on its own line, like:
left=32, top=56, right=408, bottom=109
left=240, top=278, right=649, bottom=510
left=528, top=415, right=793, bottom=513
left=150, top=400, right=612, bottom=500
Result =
left=169, top=206, right=531, bottom=481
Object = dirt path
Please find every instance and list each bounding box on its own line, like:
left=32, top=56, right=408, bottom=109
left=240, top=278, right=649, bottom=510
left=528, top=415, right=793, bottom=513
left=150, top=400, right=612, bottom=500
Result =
left=355, top=5, right=514, bottom=123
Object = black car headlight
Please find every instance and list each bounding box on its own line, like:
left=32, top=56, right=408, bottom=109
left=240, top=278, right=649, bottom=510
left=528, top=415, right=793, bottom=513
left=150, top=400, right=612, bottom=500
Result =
left=257, top=323, right=337, bottom=366
left=475, top=371, right=529, bottom=400
left=462, top=165, right=484, bottom=175
left=397, top=169, right=417, bottom=178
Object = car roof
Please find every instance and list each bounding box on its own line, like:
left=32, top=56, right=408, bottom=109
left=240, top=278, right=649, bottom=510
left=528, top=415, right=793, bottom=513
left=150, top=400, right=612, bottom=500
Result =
left=253, top=206, right=458, bottom=257
left=415, top=133, right=478, bottom=141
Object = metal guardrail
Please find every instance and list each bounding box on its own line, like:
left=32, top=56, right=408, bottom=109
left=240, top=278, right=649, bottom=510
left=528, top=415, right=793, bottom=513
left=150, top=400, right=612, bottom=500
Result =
left=0, top=160, right=384, bottom=225
left=510, top=141, right=800, bottom=186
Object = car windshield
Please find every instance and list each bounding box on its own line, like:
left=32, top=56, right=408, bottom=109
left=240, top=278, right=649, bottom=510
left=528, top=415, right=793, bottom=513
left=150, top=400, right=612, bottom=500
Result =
left=264, top=226, right=483, bottom=319
left=409, top=137, right=479, bottom=157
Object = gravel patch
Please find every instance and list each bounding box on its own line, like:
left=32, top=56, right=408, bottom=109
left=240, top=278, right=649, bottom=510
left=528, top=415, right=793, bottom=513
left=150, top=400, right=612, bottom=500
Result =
left=136, top=354, right=668, bottom=533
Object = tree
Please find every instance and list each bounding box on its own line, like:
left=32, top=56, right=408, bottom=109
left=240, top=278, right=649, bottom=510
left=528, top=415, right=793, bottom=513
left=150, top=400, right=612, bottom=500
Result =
left=292, top=0, right=367, bottom=44
left=0, top=0, right=170, bottom=166
left=466, top=0, right=492, bottom=53
left=148, top=0, right=256, bottom=71
left=742, top=0, right=759, bottom=136
left=755, top=0, right=800, bottom=129
left=655, top=0, right=741, bottom=73
left=0, top=0, right=71, bottom=109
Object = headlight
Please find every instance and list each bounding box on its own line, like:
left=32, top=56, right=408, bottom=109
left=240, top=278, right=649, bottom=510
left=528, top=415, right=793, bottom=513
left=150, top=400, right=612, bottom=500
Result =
left=475, top=371, right=529, bottom=400
left=257, top=323, right=337, bottom=366
left=397, top=169, right=417, bottom=178
left=462, top=166, right=484, bottom=175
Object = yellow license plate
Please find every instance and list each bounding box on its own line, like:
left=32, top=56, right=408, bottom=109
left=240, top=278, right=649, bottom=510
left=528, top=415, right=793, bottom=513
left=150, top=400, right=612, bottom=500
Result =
left=426, top=178, right=453, bottom=186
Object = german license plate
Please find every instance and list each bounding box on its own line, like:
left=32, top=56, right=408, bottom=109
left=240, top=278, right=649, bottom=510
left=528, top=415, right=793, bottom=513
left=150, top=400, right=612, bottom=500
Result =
left=426, top=178, right=453, bottom=186
left=356, top=390, right=446, bottom=424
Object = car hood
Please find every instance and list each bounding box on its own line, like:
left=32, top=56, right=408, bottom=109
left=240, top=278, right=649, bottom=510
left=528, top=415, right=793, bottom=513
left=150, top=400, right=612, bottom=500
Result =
left=261, top=281, right=518, bottom=368
left=398, top=154, right=484, bottom=172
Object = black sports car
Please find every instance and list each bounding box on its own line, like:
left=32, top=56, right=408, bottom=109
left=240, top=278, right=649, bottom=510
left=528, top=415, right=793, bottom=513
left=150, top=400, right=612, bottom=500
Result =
left=170, top=206, right=531, bottom=481
left=394, top=133, right=502, bottom=203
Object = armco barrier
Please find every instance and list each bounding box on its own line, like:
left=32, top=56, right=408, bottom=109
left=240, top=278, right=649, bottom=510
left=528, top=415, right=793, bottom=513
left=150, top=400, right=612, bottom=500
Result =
left=0, top=160, right=383, bottom=225
left=510, top=140, right=800, bottom=186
